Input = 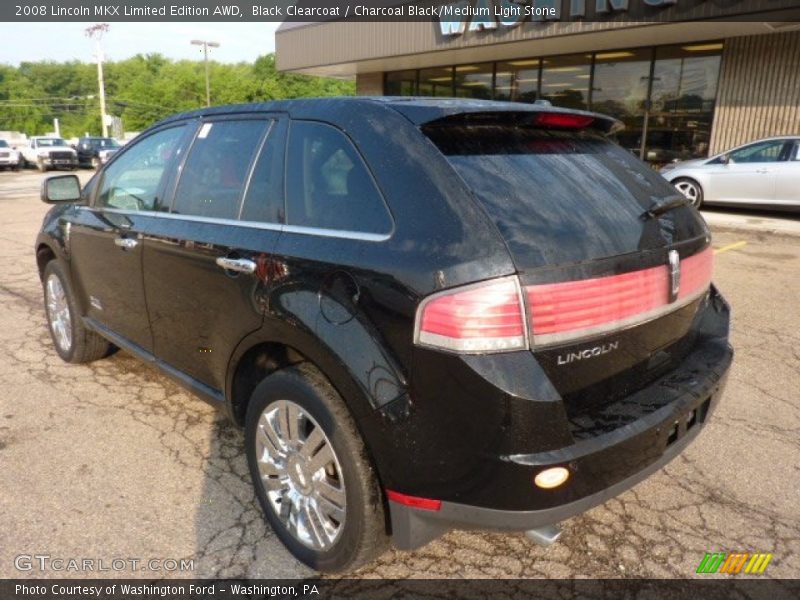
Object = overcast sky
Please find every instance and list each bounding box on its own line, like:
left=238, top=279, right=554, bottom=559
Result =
left=0, top=23, right=281, bottom=65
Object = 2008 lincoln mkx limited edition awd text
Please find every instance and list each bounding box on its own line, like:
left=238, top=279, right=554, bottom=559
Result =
left=35, top=97, right=733, bottom=572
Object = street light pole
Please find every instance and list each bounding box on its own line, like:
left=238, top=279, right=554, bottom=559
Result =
left=190, top=39, right=220, bottom=107
left=86, top=23, right=110, bottom=137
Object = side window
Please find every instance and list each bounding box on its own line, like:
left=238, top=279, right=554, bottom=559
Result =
left=728, top=140, right=786, bottom=164
left=97, top=126, right=185, bottom=211
left=286, top=121, right=392, bottom=235
left=172, top=120, right=268, bottom=220
left=240, top=119, right=286, bottom=224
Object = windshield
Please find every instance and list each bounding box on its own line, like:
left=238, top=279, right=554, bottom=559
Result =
left=84, top=138, right=120, bottom=149
left=424, top=125, right=700, bottom=267
left=37, top=138, right=69, bottom=147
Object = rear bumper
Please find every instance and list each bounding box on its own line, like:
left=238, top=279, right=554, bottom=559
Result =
left=389, top=339, right=732, bottom=550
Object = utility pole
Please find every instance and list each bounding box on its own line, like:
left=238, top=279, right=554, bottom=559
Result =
left=86, top=23, right=110, bottom=137
left=191, top=39, right=220, bottom=107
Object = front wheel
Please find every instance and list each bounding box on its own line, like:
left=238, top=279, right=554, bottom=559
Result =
left=37, top=159, right=47, bottom=173
left=43, top=261, right=114, bottom=363
left=245, top=364, right=388, bottom=572
left=673, top=177, right=704, bottom=209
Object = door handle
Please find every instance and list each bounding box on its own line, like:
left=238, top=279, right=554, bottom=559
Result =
left=756, top=168, right=770, bottom=174
left=114, top=237, right=138, bottom=250
left=216, top=257, right=257, bottom=274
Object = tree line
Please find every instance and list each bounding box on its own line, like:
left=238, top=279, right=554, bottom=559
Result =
left=0, top=54, right=355, bottom=138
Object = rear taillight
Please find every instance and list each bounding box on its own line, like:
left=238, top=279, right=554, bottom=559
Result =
left=414, top=276, right=527, bottom=353
left=527, top=247, right=714, bottom=347
left=414, top=248, right=713, bottom=353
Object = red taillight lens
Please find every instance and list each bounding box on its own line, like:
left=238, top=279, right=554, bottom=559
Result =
left=527, top=264, right=668, bottom=345
left=527, top=248, right=714, bottom=347
left=534, top=112, right=595, bottom=129
left=415, top=277, right=527, bottom=353
left=386, top=490, right=442, bottom=511
left=679, top=247, right=714, bottom=300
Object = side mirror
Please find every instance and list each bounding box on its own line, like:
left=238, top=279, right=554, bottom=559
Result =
left=719, top=154, right=730, bottom=165
left=41, top=174, right=82, bottom=204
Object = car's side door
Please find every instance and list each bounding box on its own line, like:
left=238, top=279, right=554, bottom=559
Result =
left=706, top=139, right=788, bottom=203
left=772, top=140, right=800, bottom=207
left=67, top=124, right=190, bottom=351
left=142, top=115, right=287, bottom=393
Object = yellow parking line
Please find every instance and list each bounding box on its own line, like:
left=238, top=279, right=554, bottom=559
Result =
left=714, top=241, right=747, bottom=254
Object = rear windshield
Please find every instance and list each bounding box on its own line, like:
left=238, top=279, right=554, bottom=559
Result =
left=424, top=125, right=689, bottom=267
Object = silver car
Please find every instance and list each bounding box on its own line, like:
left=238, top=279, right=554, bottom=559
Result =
left=661, top=136, right=800, bottom=211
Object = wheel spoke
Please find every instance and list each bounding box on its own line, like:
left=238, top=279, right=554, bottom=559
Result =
left=301, top=502, right=326, bottom=549
left=314, top=489, right=345, bottom=524
left=258, top=415, right=285, bottom=456
left=262, top=474, right=289, bottom=491
left=315, top=477, right=345, bottom=507
left=307, top=442, right=334, bottom=475
left=283, top=402, right=301, bottom=447
left=298, top=426, right=324, bottom=459
left=258, top=458, right=282, bottom=478
left=278, top=499, right=291, bottom=523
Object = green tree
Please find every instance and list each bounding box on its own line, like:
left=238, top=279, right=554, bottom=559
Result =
left=0, top=53, right=355, bottom=138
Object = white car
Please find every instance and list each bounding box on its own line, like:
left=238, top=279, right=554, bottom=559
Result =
left=21, top=137, right=78, bottom=172
left=661, top=136, right=800, bottom=211
left=0, top=139, right=21, bottom=170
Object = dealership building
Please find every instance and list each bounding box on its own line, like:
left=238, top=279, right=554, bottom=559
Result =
left=276, top=1, right=800, bottom=163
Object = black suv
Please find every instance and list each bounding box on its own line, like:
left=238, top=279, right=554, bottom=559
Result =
left=75, top=136, right=121, bottom=168
left=35, top=98, right=732, bottom=572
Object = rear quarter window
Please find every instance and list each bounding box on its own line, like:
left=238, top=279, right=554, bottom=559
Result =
left=286, top=121, right=392, bottom=236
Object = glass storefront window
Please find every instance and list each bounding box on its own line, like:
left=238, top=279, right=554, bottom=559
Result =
left=453, top=63, right=494, bottom=99
left=385, top=70, right=417, bottom=96
left=495, top=59, right=540, bottom=103
left=591, top=49, right=652, bottom=159
left=647, top=43, right=722, bottom=163
left=540, top=54, right=591, bottom=110
left=383, top=41, right=723, bottom=163
left=419, top=67, right=454, bottom=97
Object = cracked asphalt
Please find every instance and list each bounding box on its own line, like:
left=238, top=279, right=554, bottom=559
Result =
left=0, top=170, right=798, bottom=579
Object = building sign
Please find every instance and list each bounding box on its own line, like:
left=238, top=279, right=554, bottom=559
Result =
left=438, top=0, right=750, bottom=34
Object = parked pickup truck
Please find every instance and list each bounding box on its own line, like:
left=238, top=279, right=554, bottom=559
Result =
left=0, top=139, right=21, bottom=170
left=21, top=137, right=77, bottom=171
left=76, top=136, right=122, bottom=168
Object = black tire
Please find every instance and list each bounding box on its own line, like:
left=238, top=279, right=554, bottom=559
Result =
left=42, top=261, right=114, bottom=364
left=245, top=364, right=388, bottom=572
left=672, top=177, right=704, bottom=209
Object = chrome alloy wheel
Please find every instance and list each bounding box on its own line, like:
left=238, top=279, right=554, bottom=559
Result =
left=46, top=273, right=72, bottom=353
left=674, top=180, right=701, bottom=207
left=255, top=399, right=346, bottom=550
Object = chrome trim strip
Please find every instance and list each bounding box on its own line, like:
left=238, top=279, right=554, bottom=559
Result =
left=77, top=206, right=390, bottom=242
left=282, top=223, right=390, bottom=242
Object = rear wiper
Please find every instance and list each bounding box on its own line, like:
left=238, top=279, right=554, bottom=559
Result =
left=641, top=195, right=690, bottom=220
